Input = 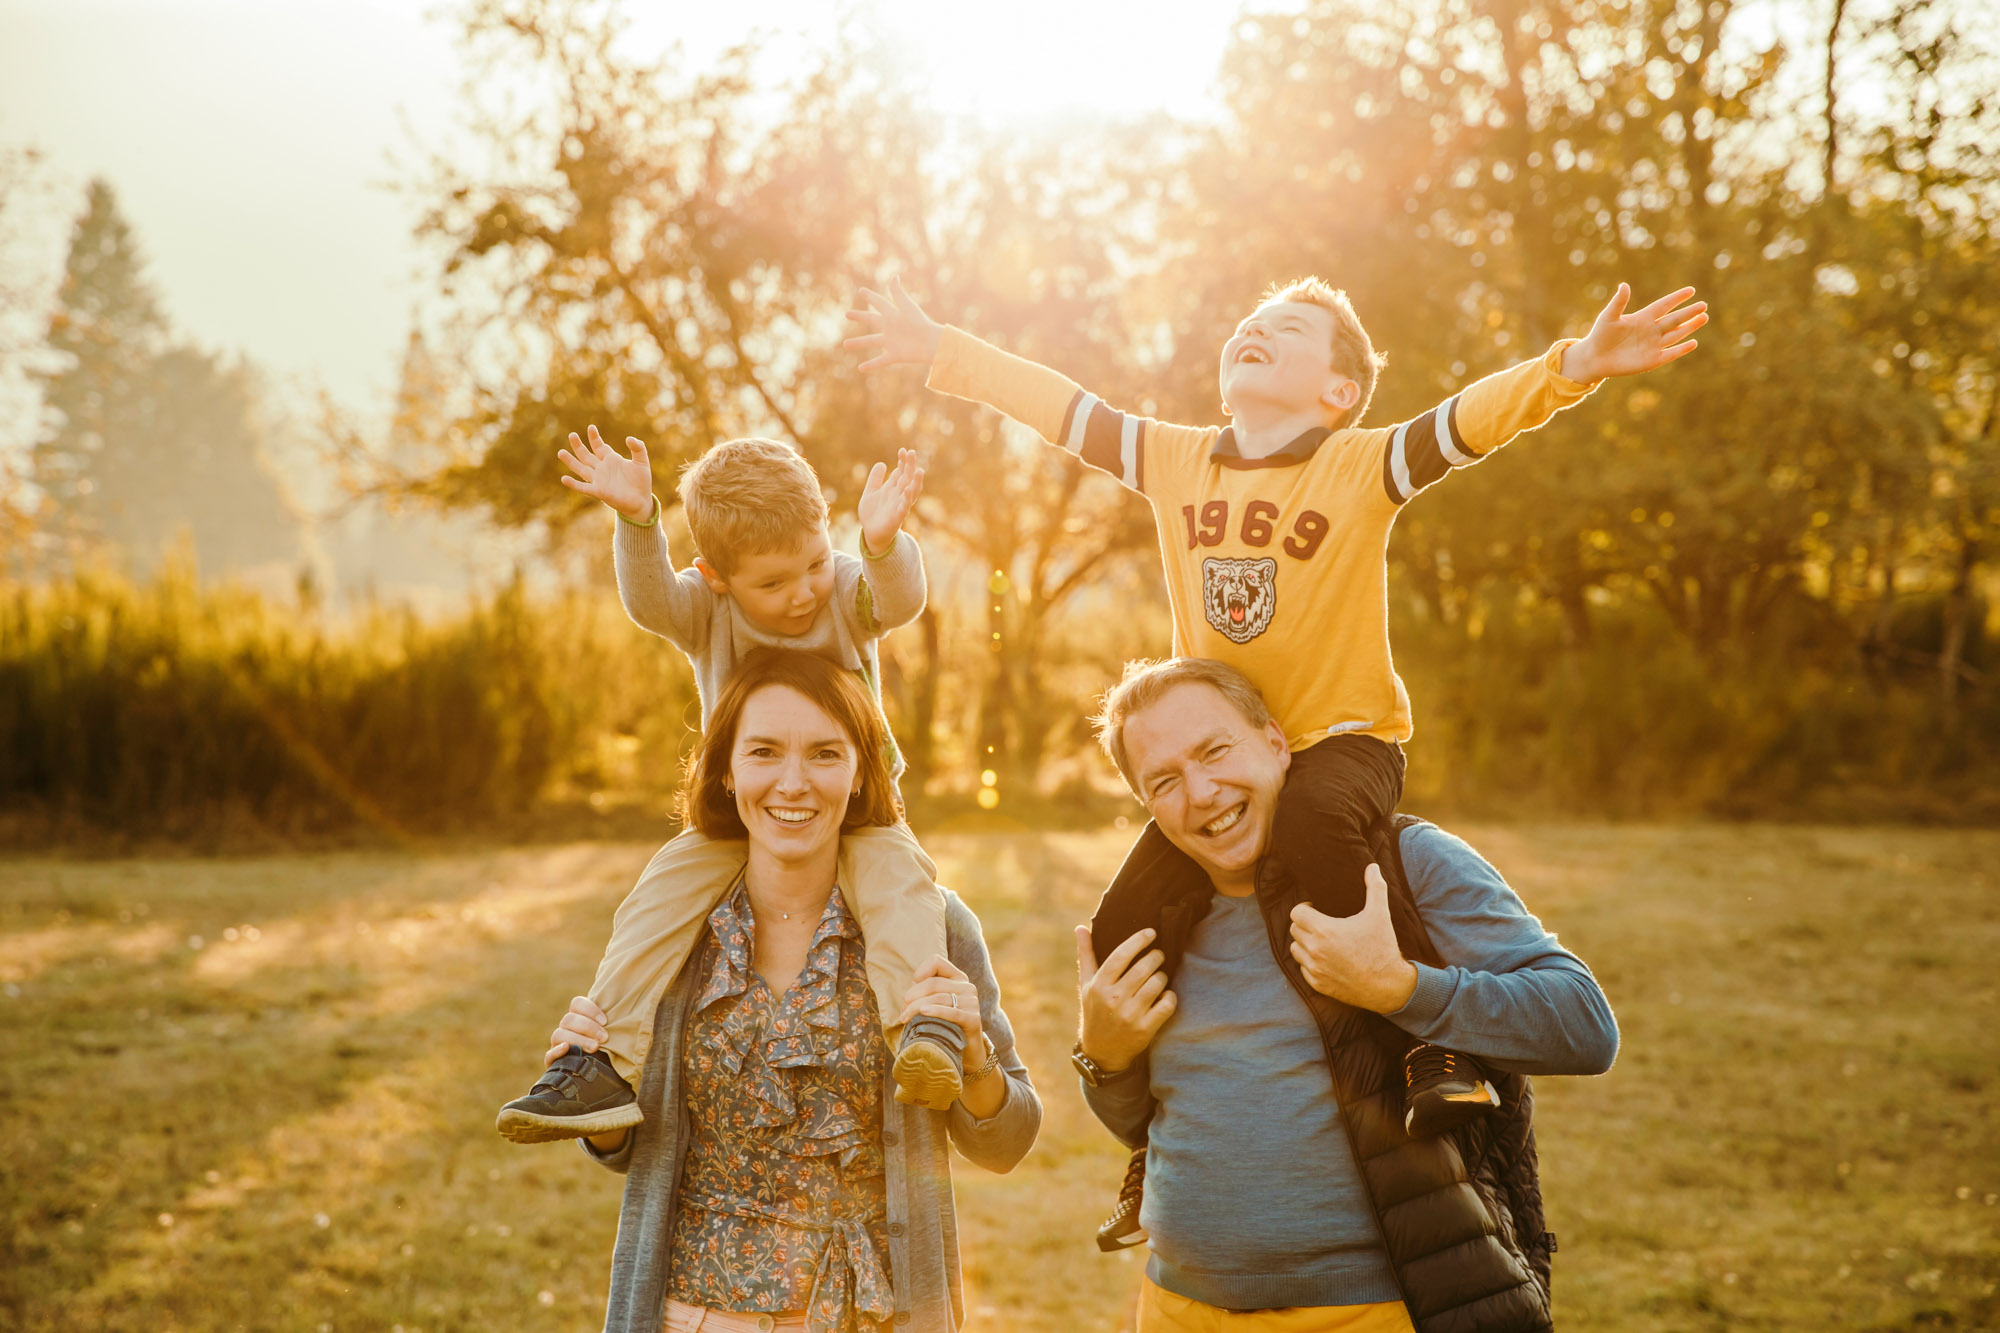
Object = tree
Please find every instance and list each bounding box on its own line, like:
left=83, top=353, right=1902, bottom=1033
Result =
left=1161, top=0, right=1997, bottom=673
left=33, top=179, right=300, bottom=574
left=369, top=0, right=1165, bottom=791
left=33, top=179, right=164, bottom=547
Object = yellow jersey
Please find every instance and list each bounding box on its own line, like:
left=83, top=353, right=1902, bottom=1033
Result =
left=928, top=327, right=1597, bottom=747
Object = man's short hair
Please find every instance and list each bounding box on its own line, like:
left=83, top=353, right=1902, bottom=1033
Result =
left=1261, top=276, right=1388, bottom=430
left=1092, top=657, right=1275, bottom=794
left=677, top=437, right=829, bottom=576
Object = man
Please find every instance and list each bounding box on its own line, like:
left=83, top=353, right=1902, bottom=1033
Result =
left=1072, top=658, right=1618, bottom=1333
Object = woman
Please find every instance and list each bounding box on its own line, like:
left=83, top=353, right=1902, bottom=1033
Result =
left=533, top=648, right=1041, bottom=1333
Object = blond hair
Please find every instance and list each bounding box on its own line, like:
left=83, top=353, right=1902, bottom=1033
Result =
left=1091, top=657, right=1274, bottom=795
left=677, top=438, right=828, bottom=575
left=1260, top=277, right=1388, bottom=430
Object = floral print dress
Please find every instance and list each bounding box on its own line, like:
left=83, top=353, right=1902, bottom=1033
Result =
left=665, top=880, right=895, bottom=1333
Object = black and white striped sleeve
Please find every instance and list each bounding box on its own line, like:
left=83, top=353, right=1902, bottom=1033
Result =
left=1055, top=390, right=1146, bottom=495
left=1380, top=394, right=1483, bottom=506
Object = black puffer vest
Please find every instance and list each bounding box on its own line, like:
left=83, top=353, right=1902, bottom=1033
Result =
left=1153, top=814, right=1556, bottom=1333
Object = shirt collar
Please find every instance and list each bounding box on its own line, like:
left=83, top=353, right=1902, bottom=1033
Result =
left=714, top=876, right=861, bottom=949
left=1209, top=425, right=1333, bottom=469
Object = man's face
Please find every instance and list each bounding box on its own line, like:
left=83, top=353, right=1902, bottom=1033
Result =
left=1217, top=300, right=1354, bottom=423
left=708, top=527, right=837, bottom=636
left=1121, top=681, right=1292, bottom=890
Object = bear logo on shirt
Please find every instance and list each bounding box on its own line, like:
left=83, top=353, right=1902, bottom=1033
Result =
left=1202, top=556, right=1277, bottom=644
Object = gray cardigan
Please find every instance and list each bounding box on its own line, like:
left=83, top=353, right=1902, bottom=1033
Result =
left=584, top=888, right=1041, bottom=1333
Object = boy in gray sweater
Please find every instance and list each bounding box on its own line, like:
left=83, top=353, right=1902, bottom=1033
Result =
left=496, top=429, right=960, bottom=1144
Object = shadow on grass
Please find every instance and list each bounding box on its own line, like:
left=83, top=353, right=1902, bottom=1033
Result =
left=0, top=845, right=648, bottom=1332
left=6, top=825, right=1998, bottom=1332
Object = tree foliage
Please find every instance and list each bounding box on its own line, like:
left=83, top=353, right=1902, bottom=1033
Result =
left=368, top=0, right=1997, bottom=801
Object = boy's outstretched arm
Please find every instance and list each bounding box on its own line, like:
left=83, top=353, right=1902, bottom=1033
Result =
left=845, top=277, right=1184, bottom=498
left=1379, top=282, right=1706, bottom=507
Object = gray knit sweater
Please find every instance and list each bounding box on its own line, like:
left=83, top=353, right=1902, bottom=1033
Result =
left=583, top=888, right=1041, bottom=1333
left=613, top=517, right=927, bottom=775
left=1083, top=821, right=1619, bottom=1311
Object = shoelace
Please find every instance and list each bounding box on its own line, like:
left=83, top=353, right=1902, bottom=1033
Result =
left=1404, top=1044, right=1461, bottom=1089
left=1115, top=1148, right=1147, bottom=1207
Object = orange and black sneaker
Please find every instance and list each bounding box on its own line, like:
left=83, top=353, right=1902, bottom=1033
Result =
left=1402, top=1043, right=1501, bottom=1138
left=1095, top=1146, right=1150, bottom=1253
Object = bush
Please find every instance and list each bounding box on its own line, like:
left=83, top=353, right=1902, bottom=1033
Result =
left=0, top=563, right=696, bottom=843
left=2, top=565, right=1992, bottom=845
left=1394, top=589, right=2000, bottom=822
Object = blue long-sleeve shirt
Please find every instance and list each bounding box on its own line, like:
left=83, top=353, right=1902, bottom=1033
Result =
left=1081, top=821, right=1618, bottom=1311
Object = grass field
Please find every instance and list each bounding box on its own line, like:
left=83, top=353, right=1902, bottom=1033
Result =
left=4, top=824, right=1997, bottom=1331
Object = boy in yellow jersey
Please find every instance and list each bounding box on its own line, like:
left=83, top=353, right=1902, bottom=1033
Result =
left=846, top=273, right=1703, bottom=1239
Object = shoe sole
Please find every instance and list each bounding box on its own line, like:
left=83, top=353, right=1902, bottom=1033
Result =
left=1404, top=1080, right=1501, bottom=1137
left=1095, top=1224, right=1149, bottom=1253
left=495, top=1100, right=645, bottom=1145
left=891, top=1041, right=963, bottom=1112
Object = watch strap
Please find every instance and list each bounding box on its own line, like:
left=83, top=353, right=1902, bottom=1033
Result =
left=966, top=1033, right=1001, bottom=1082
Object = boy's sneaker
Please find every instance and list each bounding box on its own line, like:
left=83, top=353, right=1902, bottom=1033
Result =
left=1402, top=1043, right=1501, bottom=1138
left=1095, top=1147, right=1149, bottom=1252
left=891, top=1027, right=964, bottom=1112
left=495, top=1045, right=644, bottom=1144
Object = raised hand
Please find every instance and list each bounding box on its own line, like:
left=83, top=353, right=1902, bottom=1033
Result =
left=558, top=425, right=655, bottom=523
left=858, top=448, right=925, bottom=555
left=1561, top=284, right=1708, bottom=382
left=843, top=275, right=945, bottom=372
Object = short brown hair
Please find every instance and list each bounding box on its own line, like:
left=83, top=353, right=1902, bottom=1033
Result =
left=677, top=438, right=829, bottom=576
left=678, top=648, right=903, bottom=837
left=1091, top=657, right=1274, bottom=795
left=1261, top=277, right=1387, bottom=430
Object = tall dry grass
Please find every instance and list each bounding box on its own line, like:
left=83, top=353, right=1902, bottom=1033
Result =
left=0, top=563, right=697, bottom=844
left=1, top=565, right=1993, bottom=844
left=1393, top=590, right=2000, bottom=823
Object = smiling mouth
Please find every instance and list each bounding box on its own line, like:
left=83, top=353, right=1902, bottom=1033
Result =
left=768, top=808, right=817, bottom=825
left=1199, top=804, right=1246, bottom=837
left=1235, top=346, right=1271, bottom=365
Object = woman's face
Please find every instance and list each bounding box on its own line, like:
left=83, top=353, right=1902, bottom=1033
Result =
left=727, top=684, right=859, bottom=865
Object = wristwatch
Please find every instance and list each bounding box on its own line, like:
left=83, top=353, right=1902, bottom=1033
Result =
left=965, top=1033, right=1001, bottom=1082
left=1070, top=1042, right=1124, bottom=1086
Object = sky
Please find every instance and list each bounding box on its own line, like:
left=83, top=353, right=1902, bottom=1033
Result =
left=0, top=0, right=1249, bottom=415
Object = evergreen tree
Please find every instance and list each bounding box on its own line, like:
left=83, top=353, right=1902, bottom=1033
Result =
left=34, top=178, right=163, bottom=532
left=34, top=178, right=299, bottom=573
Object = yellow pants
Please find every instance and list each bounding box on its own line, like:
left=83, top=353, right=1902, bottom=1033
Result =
left=1136, top=1278, right=1415, bottom=1333
left=588, top=824, right=943, bottom=1087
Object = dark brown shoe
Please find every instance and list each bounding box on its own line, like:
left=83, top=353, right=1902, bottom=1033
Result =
left=1403, top=1043, right=1500, bottom=1137
left=1095, top=1147, right=1149, bottom=1252
left=495, top=1045, right=644, bottom=1144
